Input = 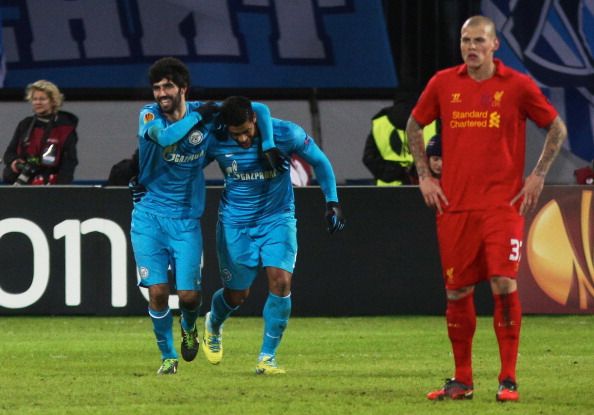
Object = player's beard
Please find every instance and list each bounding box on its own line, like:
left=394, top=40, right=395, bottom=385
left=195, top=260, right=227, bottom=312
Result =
left=158, top=90, right=183, bottom=114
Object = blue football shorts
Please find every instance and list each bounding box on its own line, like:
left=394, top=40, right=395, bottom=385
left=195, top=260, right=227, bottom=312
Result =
left=216, top=215, right=297, bottom=290
left=131, top=209, right=203, bottom=291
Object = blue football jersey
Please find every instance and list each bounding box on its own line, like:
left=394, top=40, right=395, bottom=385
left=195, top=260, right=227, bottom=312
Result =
left=207, top=118, right=337, bottom=225
left=135, top=101, right=214, bottom=219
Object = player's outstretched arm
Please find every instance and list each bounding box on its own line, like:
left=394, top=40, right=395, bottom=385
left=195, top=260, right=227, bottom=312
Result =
left=144, top=111, right=201, bottom=147
left=253, top=102, right=290, bottom=172
left=253, top=102, right=274, bottom=152
left=298, top=135, right=345, bottom=234
left=510, top=116, right=567, bottom=215
left=406, top=115, right=448, bottom=213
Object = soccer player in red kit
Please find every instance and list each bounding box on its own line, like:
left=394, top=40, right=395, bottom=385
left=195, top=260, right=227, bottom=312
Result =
left=406, top=15, right=567, bottom=402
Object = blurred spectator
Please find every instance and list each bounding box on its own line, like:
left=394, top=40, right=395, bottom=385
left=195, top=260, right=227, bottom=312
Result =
left=2, top=80, right=78, bottom=185
left=574, top=161, right=594, bottom=184
left=426, top=134, right=442, bottom=178
left=363, top=96, right=437, bottom=185
left=107, top=149, right=139, bottom=186
left=290, top=154, right=312, bottom=186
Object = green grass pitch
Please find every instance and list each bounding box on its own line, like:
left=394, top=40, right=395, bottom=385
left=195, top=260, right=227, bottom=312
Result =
left=0, top=315, right=592, bottom=414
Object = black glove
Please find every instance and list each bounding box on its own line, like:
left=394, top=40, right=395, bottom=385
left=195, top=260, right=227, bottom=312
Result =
left=325, top=201, right=345, bottom=234
left=195, top=101, right=219, bottom=124
left=263, top=147, right=290, bottom=173
left=128, top=176, right=147, bottom=203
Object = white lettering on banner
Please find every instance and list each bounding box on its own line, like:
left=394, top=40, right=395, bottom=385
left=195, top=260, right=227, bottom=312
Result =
left=27, top=0, right=129, bottom=61
left=5, top=0, right=345, bottom=64
left=54, top=220, right=82, bottom=306
left=81, top=219, right=127, bottom=307
left=0, top=218, right=128, bottom=309
left=0, top=218, right=50, bottom=309
left=139, top=1, right=239, bottom=57
left=273, top=0, right=324, bottom=59
left=53, top=219, right=128, bottom=307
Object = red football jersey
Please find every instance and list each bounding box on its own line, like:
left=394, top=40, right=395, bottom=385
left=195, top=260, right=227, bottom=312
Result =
left=412, top=59, right=558, bottom=211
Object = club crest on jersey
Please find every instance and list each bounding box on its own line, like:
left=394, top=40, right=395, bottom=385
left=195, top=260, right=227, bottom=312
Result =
left=222, top=268, right=232, bottom=282
left=492, top=91, right=504, bottom=107
left=143, top=112, right=155, bottom=124
left=446, top=267, right=455, bottom=284
left=189, top=130, right=204, bottom=145
left=138, top=266, right=149, bottom=279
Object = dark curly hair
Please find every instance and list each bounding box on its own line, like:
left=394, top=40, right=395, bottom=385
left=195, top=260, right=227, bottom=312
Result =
left=148, top=57, right=190, bottom=89
left=219, top=96, right=254, bottom=127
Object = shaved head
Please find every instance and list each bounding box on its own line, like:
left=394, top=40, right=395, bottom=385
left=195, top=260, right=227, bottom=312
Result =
left=462, top=15, right=497, bottom=38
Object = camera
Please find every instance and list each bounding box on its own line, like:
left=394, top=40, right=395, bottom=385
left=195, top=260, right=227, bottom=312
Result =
left=14, top=157, right=40, bottom=185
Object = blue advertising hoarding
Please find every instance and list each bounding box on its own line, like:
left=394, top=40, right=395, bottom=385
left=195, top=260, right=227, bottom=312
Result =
left=0, top=0, right=397, bottom=88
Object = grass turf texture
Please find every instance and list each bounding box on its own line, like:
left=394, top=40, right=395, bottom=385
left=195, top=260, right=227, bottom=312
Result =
left=0, top=316, right=592, bottom=414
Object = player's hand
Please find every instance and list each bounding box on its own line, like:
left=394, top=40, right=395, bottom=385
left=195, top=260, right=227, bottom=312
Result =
left=195, top=101, right=219, bottom=124
left=128, top=176, right=147, bottom=203
left=510, top=172, right=545, bottom=215
left=263, top=147, right=290, bottom=173
left=419, top=176, right=448, bottom=214
left=325, top=202, right=346, bottom=234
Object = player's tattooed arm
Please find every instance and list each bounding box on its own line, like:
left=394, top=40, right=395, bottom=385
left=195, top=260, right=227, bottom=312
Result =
left=512, top=116, right=567, bottom=215
left=406, top=116, right=431, bottom=179
left=406, top=115, right=449, bottom=213
left=533, top=116, right=568, bottom=177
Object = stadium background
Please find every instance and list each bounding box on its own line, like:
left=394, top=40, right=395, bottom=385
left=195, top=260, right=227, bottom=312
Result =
left=0, top=0, right=593, bottom=316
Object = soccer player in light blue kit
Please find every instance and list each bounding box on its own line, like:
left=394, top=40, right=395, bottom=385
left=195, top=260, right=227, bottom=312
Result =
left=202, top=96, right=346, bottom=374
left=131, top=58, right=283, bottom=375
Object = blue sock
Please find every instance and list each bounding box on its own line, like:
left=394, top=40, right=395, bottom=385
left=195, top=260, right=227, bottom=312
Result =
left=180, top=303, right=200, bottom=332
left=259, top=292, right=291, bottom=359
left=209, top=288, right=238, bottom=334
left=148, top=307, right=177, bottom=360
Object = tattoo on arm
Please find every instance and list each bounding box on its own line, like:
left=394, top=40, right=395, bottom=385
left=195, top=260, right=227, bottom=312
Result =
left=406, top=116, right=431, bottom=179
left=534, top=116, right=568, bottom=177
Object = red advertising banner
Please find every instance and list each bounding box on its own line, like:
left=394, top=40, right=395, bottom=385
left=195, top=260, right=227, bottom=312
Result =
left=520, top=186, right=594, bottom=314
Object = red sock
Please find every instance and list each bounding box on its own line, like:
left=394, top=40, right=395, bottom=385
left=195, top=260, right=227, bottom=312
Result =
left=493, top=291, right=522, bottom=383
left=446, top=294, right=476, bottom=386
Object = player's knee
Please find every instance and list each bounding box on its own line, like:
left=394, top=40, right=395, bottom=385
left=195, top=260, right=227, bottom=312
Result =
left=490, top=276, right=517, bottom=294
left=446, top=286, right=474, bottom=301
left=224, top=288, right=249, bottom=307
left=272, top=282, right=291, bottom=297
left=177, top=290, right=201, bottom=309
left=148, top=284, right=170, bottom=310
left=149, top=296, right=168, bottom=310
left=267, top=273, right=292, bottom=296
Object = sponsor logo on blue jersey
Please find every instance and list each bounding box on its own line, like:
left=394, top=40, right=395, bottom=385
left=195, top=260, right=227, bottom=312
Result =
left=224, top=159, right=278, bottom=181
left=163, top=147, right=205, bottom=163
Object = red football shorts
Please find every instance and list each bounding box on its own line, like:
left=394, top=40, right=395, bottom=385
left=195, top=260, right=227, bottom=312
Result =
left=436, top=207, right=525, bottom=290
